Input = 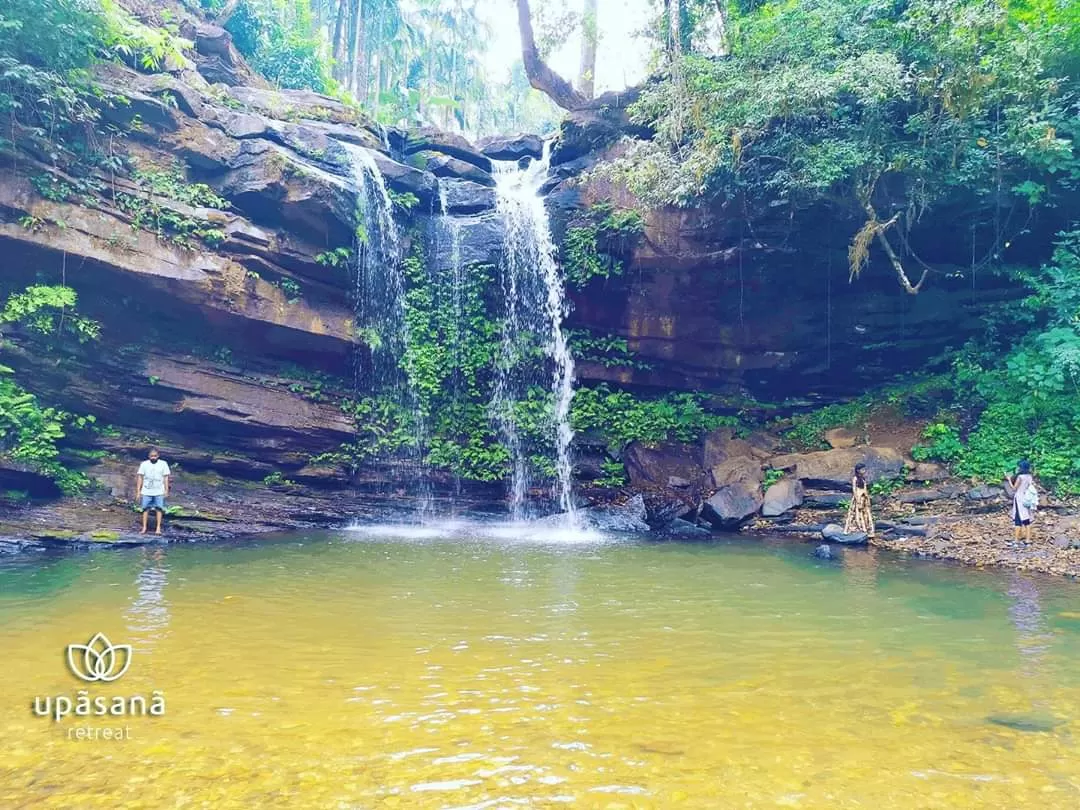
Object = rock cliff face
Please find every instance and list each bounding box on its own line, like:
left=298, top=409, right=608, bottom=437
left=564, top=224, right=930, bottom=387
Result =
left=544, top=138, right=1021, bottom=401
left=0, top=2, right=1024, bottom=514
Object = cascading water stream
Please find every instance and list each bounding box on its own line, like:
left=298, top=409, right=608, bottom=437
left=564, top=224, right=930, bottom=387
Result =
left=492, top=144, right=578, bottom=524
left=344, top=144, right=432, bottom=518
left=436, top=178, right=465, bottom=511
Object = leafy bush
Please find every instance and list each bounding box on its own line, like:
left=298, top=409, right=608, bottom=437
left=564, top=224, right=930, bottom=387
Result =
left=949, top=231, right=1080, bottom=494
left=782, top=400, right=867, bottom=451
left=911, top=422, right=964, bottom=464
left=571, top=384, right=734, bottom=450
left=561, top=203, right=645, bottom=287
left=1, top=285, right=100, bottom=343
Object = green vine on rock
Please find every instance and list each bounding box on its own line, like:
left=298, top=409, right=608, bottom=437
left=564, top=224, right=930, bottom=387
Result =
left=561, top=202, right=645, bottom=288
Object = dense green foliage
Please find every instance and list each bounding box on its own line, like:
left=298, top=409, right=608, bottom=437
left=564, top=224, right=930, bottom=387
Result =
left=561, top=203, right=644, bottom=287
left=224, top=0, right=334, bottom=92
left=0, top=0, right=189, bottom=148
left=951, top=231, right=1080, bottom=493
left=0, top=286, right=100, bottom=493
left=617, top=0, right=1077, bottom=300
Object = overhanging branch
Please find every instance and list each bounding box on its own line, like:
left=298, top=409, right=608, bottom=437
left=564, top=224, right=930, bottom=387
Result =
left=515, top=0, right=589, bottom=111
left=850, top=201, right=929, bottom=295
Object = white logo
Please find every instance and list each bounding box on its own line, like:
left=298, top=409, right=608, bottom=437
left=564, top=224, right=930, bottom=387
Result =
left=67, top=633, right=133, bottom=682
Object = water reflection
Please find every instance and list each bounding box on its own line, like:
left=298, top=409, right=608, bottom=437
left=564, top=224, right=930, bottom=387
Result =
left=1006, top=574, right=1054, bottom=682
left=124, top=547, right=170, bottom=646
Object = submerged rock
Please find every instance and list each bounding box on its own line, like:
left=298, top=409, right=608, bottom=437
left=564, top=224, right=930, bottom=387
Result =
left=822, top=524, right=868, bottom=545
left=662, top=518, right=713, bottom=538
left=813, top=544, right=834, bottom=560
left=986, top=714, right=1067, bottom=733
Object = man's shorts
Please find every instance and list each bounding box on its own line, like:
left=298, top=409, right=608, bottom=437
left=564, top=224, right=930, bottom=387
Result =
left=141, top=495, right=166, bottom=511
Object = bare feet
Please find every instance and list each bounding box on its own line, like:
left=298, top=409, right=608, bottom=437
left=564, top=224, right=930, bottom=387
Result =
left=140, top=529, right=147, bottom=535
left=155, top=529, right=163, bottom=535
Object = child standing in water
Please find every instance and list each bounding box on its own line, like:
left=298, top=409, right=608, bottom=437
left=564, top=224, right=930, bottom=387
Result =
left=844, top=463, right=875, bottom=538
left=1006, top=460, right=1037, bottom=542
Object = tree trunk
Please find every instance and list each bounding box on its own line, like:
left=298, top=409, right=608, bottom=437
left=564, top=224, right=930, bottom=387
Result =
left=670, top=0, right=682, bottom=63
left=331, top=0, right=348, bottom=82
left=349, top=0, right=363, bottom=97
left=515, top=0, right=589, bottom=110
left=578, top=0, right=598, bottom=99
left=215, top=0, right=242, bottom=27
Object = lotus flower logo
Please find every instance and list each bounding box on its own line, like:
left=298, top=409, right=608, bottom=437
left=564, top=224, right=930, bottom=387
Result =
left=67, top=633, right=133, bottom=682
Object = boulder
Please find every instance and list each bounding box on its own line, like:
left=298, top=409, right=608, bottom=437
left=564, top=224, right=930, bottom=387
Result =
left=966, top=485, right=1004, bottom=501
left=438, top=178, right=497, bottom=216
left=802, top=493, right=848, bottom=509
left=908, top=462, right=949, bottom=482
left=228, top=85, right=377, bottom=130
left=218, top=141, right=355, bottom=246
left=402, top=128, right=492, bottom=173
left=574, top=494, right=650, bottom=533
left=767, top=447, right=905, bottom=490
left=813, top=544, right=834, bottom=560
left=762, top=478, right=805, bottom=517
left=623, top=441, right=707, bottom=491
left=701, top=482, right=763, bottom=529
left=824, top=427, right=859, bottom=449
left=429, top=213, right=506, bottom=272
left=821, top=524, right=868, bottom=545
left=896, top=484, right=966, bottom=504
left=192, top=23, right=263, bottom=88
left=641, top=489, right=697, bottom=528
left=746, top=431, right=782, bottom=460
left=419, top=152, right=496, bottom=187
left=703, top=428, right=756, bottom=469
left=709, top=456, right=763, bottom=490
left=550, top=109, right=626, bottom=166
left=367, top=150, right=439, bottom=208
left=478, top=133, right=544, bottom=162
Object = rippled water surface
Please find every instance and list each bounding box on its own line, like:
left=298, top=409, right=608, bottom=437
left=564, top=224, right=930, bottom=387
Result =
left=3, top=527, right=1080, bottom=808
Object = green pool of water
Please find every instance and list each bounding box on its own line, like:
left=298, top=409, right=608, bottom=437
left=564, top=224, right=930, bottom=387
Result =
left=2, top=526, right=1079, bottom=808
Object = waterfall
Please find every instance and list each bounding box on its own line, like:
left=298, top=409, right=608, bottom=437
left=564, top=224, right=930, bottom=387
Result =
left=436, top=178, right=465, bottom=510
left=344, top=144, right=432, bottom=518
left=492, top=144, right=578, bottom=522
left=345, top=143, right=404, bottom=388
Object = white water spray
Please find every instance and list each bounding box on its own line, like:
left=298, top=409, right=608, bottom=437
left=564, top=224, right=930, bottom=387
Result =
left=345, top=144, right=432, bottom=518
left=492, top=144, right=578, bottom=523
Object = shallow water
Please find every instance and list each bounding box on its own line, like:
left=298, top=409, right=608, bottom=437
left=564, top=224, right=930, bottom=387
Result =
left=2, top=527, right=1080, bottom=808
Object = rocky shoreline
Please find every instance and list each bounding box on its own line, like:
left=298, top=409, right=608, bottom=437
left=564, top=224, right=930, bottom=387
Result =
left=4, top=441, right=1079, bottom=581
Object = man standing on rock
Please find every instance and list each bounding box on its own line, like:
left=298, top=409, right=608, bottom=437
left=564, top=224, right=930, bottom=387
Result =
left=136, top=447, right=171, bottom=535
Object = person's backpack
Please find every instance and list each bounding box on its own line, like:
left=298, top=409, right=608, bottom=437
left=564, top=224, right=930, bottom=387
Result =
left=1021, top=482, right=1040, bottom=511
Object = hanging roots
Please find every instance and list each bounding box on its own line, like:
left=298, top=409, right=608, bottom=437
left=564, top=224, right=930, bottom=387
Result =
left=848, top=208, right=928, bottom=295
left=848, top=219, right=879, bottom=282
left=849, top=214, right=898, bottom=281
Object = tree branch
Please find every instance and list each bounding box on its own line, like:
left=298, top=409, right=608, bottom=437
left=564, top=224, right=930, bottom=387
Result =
left=860, top=202, right=929, bottom=295
left=515, top=0, right=589, bottom=110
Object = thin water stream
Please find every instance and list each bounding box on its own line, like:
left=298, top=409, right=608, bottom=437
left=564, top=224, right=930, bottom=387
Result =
left=347, top=145, right=433, bottom=517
